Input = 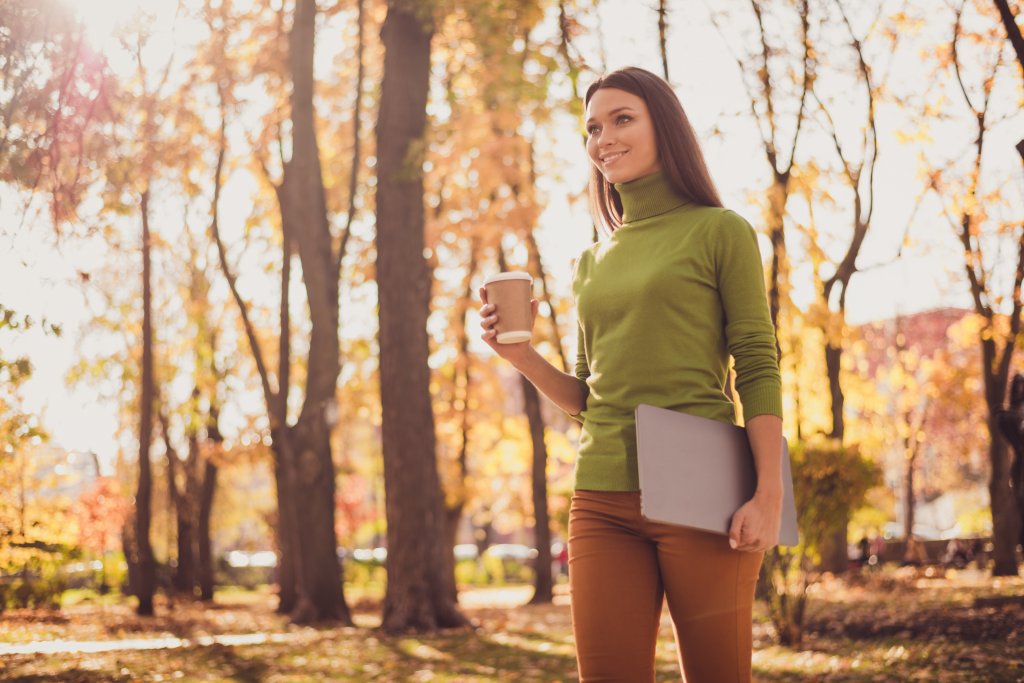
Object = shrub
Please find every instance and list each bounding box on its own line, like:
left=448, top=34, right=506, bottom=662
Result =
left=762, top=440, right=881, bottom=647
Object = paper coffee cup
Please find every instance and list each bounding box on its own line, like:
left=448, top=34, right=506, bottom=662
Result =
left=483, top=272, right=533, bottom=344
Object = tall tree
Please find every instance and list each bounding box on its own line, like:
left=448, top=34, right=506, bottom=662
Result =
left=521, top=148, right=564, bottom=607
left=134, top=185, right=158, bottom=616
left=498, top=241, right=555, bottom=604
left=376, top=0, right=468, bottom=632
left=278, top=0, right=349, bottom=623
left=930, top=0, right=1024, bottom=575
left=208, top=0, right=368, bottom=622
left=208, top=0, right=301, bottom=615
left=799, top=0, right=892, bottom=570
left=810, top=0, right=886, bottom=443
left=439, top=236, right=479, bottom=601
left=123, top=22, right=180, bottom=616
left=156, top=227, right=225, bottom=601
left=433, top=0, right=559, bottom=603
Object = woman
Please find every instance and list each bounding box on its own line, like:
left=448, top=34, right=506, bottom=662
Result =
left=479, top=66, right=784, bottom=682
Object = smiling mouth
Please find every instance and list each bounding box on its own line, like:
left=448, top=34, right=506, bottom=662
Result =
left=601, top=151, right=628, bottom=166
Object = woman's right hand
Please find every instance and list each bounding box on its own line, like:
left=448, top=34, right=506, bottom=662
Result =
left=479, top=286, right=539, bottom=366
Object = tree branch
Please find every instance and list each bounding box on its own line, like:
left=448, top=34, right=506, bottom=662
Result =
left=336, top=0, right=365, bottom=279
left=750, top=0, right=779, bottom=169
left=784, top=0, right=812, bottom=177
left=704, top=2, right=774, bottom=165
left=835, top=0, right=879, bottom=226
left=952, top=2, right=979, bottom=115
left=209, top=107, right=277, bottom=418
left=993, top=0, right=1024, bottom=80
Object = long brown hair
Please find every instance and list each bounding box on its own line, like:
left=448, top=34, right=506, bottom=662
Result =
left=584, top=67, right=723, bottom=233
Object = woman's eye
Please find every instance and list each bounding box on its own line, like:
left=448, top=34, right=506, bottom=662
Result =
left=587, top=115, right=630, bottom=136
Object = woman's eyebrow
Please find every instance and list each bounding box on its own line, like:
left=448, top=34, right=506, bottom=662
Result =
left=585, top=106, right=636, bottom=126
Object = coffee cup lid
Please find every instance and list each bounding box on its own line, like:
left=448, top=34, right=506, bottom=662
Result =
left=484, top=271, right=532, bottom=285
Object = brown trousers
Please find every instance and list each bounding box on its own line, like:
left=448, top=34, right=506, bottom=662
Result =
left=568, top=489, right=763, bottom=682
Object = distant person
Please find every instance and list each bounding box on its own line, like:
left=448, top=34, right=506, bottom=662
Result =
left=555, top=542, right=569, bottom=578
left=857, top=536, right=870, bottom=567
left=942, top=539, right=972, bottom=569
left=480, top=66, right=784, bottom=682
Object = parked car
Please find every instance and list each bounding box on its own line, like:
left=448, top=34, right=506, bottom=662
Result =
left=484, top=544, right=538, bottom=561
left=225, top=550, right=277, bottom=569
left=454, top=544, right=479, bottom=561
left=351, top=547, right=388, bottom=565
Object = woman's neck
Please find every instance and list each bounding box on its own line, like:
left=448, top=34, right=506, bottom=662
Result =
left=614, top=169, right=690, bottom=223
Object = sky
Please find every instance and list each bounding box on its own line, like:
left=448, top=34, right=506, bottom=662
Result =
left=2, top=0, right=1019, bottom=467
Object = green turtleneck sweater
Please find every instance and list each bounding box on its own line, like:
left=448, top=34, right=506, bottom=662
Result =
left=570, top=170, right=783, bottom=491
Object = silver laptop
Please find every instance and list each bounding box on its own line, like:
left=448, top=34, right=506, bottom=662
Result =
left=635, top=404, right=799, bottom=547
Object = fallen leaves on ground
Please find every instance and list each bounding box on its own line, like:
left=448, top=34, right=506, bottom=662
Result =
left=0, top=568, right=1021, bottom=682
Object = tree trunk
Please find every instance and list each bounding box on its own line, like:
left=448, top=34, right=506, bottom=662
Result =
left=442, top=502, right=463, bottom=601
left=376, top=0, right=468, bottom=633
left=949, top=13, right=1022, bottom=577
left=766, top=178, right=788, bottom=340
left=173, top=507, right=195, bottom=595
left=135, top=188, right=157, bottom=616
left=903, top=442, right=916, bottom=543
left=274, top=206, right=296, bottom=614
left=197, top=459, right=217, bottom=601
left=979, top=329, right=1021, bottom=575
left=287, top=420, right=348, bottom=623
left=825, top=343, right=845, bottom=442
left=195, top=400, right=222, bottom=602
left=498, top=243, right=554, bottom=604
left=997, top=374, right=1024, bottom=557
left=441, top=242, right=478, bottom=602
left=122, top=520, right=140, bottom=600
left=819, top=341, right=849, bottom=573
left=270, top=441, right=298, bottom=614
left=161, top=413, right=193, bottom=597
left=181, top=432, right=203, bottom=596
left=987, top=417, right=1022, bottom=575
left=522, top=376, right=553, bottom=604
left=280, top=0, right=349, bottom=624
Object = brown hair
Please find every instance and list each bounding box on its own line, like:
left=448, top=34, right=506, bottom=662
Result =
left=584, top=67, right=723, bottom=233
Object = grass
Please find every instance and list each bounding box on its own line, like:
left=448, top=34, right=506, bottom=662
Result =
left=0, top=567, right=1021, bottom=681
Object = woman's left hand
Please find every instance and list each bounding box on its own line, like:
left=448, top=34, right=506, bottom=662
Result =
left=728, top=491, right=782, bottom=552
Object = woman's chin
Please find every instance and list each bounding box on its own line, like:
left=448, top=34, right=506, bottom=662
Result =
left=602, top=168, right=634, bottom=184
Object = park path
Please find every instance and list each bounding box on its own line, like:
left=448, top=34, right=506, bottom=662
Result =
left=0, top=630, right=318, bottom=656
left=0, top=585, right=546, bottom=657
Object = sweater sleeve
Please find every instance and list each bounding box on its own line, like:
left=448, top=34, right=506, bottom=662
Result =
left=574, top=319, right=590, bottom=382
left=564, top=320, right=589, bottom=424
left=567, top=254, right=590, bottom=425
left=714, top=211, right=783, bottom=422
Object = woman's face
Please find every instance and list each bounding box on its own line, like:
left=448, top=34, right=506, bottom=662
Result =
left=585, top=87, right=660, bottom=184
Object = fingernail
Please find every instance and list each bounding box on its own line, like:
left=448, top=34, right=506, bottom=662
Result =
left=729, top=539, right=737, bottom=549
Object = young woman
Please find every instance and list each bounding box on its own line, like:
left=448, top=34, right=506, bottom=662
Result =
left=479, top=66, right=784, bottom=682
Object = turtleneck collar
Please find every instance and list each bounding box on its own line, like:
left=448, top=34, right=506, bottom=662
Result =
left=614, top=169, right=690, bottom=224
